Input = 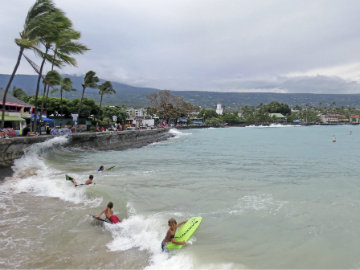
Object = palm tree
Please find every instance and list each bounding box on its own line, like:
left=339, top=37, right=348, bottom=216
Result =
left=33, top=10, right=72, bottom=131
left=43, top=29, right=89, bottom=108
left=97, top=81, right=116, bottom=122
left=1, top=0, right=56, bottom=128
left=78, top=71, right=99, bottom=117
left=40, top=70, right=62, bottom=119
left=51, top=77, right=76, bottom=117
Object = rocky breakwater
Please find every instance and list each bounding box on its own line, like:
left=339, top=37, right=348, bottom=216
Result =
left=0, top=128, right=173, bottom=167
left=69, top=128, right=172, bottom=150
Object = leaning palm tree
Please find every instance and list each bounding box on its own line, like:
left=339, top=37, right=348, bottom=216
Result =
left=33, top=10, right=72, bottom=131
left=1, top=0, right=56, bottom=128
left=40, top=70, right=62, bottom=118
left=43, top=28, right=89, bottom=107
left=78, top=71, right=99, bottom=117
left=51, top=77, right=76, bottom=116
left=97, top=81, right=116, bottom=122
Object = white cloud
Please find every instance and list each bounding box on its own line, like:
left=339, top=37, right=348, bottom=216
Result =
left=1, top=0, right=360, bottom=93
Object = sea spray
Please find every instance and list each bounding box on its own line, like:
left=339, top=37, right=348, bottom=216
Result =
left=3, top=136, right=101, bottom=205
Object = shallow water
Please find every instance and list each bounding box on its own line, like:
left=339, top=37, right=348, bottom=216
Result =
left=1, top=126, right=360, bottom=269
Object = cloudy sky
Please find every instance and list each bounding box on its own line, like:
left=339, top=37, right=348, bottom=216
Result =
left=1, top=0, right=360, bottom=93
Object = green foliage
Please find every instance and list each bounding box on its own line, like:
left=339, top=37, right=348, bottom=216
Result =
left=205, top=117, right=223, bottom=126
left=82, top=70, right=99, bottom=89
left=28, top=96, right=99, bottom=118
left=12, top=86, right=29, bottom=102
left=221, top=112, right=242, bottom=124
left=263, top=101, right=291, bottom=115
left=101, top=106, right=126, bottom=124
left=198, top=109, right=218, bottom=120
left=44, top=70, right=62, bottom=87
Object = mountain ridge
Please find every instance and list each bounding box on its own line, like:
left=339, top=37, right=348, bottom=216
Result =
left=1, top=74, right=360, bottom=108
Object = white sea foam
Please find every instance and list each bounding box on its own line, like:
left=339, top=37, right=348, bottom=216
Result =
left=105, top=214, right=199, bottom=269
left=169, top=128, right=192, bottom=138
left=229, top=194, right=287, bottom=216
left=2, top=136, right=101, bottom=205
left=246, top=124, right=301, bottom=128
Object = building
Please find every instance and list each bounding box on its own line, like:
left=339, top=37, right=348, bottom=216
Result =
left=269, top=113, right=287, bottom=122
left=216, top=103, right=223, bottom=115
left=349, top=115, right=360, bottom=124
left=0, top=89, right=32, bottom=134
left=126, top=107, right=155, bottom=128
left=319, top=114, right=349, bottom=124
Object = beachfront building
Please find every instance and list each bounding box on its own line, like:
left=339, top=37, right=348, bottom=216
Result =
left=319, top=114, right=349, bottom=124
left=216, top=102, right=223, bottom=115
left=349, top=115, right=360, bottom=124
left=126, top=107, right=155, bottom=129
left=0, top=89, right=32, bottom=134
left=269, top=113, right=286, bottom=123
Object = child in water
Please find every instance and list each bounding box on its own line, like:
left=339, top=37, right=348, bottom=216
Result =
left=67, top=175, right=94, bottom=187
left=97, top=165, right=105, bottom=172
left=95, top=202, right=121, bottom=223
left=161, top=218, right=188, bottom=251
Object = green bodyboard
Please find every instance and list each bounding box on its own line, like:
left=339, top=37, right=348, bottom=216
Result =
left=65, top=175, right=72, bottom=181
left=166, top=216, right=202, bottom=249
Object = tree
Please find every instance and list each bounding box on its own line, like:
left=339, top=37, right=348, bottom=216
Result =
left=147, top=90, right=198, bottom=124
left=43, top=29, right=89, bottom=109
left=78, top=71, right=99, bottom=117
left=52, top=77, right=76, bottom=116
left=198, top=109, right=218, bottom=121
left=12, top=87, right=29, bottom=102
left=1, top=0, right=56, bottom=128
left=97, top=81, right=116, bottom=121
left=33, top=10, right=73, bottom=131
left=102, top=106, right=126, bottom=124
left=40, top=70, right=62, bottom=117
left=221, top=112, right=242, bottom=125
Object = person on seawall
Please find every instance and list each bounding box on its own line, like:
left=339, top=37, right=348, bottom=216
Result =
left=161, top=218, right=188, bottom=251
left=22, top=125, right=30, bottom=136
left=95, top=201, right=121, bottom=223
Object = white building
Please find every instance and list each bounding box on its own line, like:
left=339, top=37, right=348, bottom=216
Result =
left=216, top=103, right=223, bottom=115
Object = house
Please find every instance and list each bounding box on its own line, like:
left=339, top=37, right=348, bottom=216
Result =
left=269, top=113, right=286, bottom=122
left=126, top=107, right=155, bottom=128
left=0, top=89, right=32, bottom=134
left=319, top=114, right=348, bottom=124
left=349, top=115, right=360, bottom=124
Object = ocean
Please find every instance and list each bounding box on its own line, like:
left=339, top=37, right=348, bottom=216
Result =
left=1, top=125, right=360, bottom=269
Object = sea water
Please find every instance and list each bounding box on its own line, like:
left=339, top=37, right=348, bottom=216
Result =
left=1, top=125, right=360, bottom=269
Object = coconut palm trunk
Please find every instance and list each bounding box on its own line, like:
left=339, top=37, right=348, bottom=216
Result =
left=97, top=93, right=104, bottom=126
left=1, top=47, right=24, bottom=128
left=77, top=84, right=86, bottom=117
left=33, top=46, right=49, bottom=132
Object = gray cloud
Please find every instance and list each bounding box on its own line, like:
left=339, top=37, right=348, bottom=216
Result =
left=1, top=0, right=360, bottom=93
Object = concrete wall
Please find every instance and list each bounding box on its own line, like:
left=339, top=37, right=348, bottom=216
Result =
left=0, top=128, right=172, bottom=166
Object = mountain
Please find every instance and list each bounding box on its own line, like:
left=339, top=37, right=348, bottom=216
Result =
left=1, top=74, right=360, bottom=109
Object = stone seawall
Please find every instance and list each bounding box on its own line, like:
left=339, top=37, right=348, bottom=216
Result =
left=0, top=128, right=172, bottom=167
